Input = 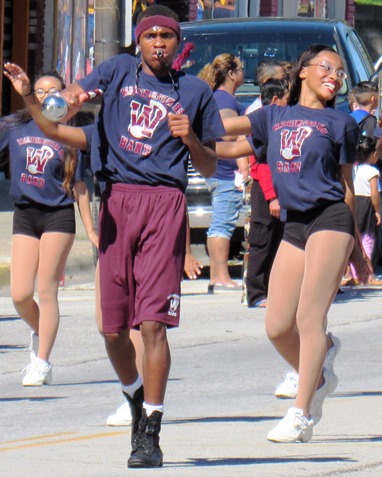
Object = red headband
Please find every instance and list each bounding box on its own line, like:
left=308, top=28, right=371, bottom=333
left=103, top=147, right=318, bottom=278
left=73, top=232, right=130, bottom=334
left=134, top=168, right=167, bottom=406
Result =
left=135, top=15, right=181, bottom=43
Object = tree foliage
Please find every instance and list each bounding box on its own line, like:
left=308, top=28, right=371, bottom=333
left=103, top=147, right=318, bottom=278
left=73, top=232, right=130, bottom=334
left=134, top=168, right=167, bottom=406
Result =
left=355, top=0, right=382, bottom=5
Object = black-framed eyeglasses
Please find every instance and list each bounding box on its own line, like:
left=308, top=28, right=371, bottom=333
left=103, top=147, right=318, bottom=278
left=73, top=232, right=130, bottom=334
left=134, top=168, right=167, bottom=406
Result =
left=33, top=87, right=61, bottom=98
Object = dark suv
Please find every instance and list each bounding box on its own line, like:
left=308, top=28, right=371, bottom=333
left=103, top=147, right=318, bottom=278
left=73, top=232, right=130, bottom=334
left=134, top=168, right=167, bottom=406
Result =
left=181, top=17, right=376, bottom=251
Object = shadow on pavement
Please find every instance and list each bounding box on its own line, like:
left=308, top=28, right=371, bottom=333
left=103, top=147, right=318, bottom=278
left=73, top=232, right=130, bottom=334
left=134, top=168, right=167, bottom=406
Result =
left=167, top=455, right=356, bottom=468
left=335, top=287, right=382, bottom=303
left=167, top=415, right=279, bottom=425
left=0, top=396, right=63, bottom=403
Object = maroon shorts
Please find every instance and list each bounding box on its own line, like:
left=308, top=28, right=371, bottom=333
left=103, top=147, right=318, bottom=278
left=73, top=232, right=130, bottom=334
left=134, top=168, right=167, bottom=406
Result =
left=99, top=183, right=187, bottom=333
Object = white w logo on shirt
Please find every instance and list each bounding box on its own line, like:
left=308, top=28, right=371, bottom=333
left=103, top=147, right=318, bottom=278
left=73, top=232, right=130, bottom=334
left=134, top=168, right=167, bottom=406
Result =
left=129, top=99, right=167, bottom=139
left=280, top=126, right=313, bottom=160
left=25, top=146, right=54, bottom=174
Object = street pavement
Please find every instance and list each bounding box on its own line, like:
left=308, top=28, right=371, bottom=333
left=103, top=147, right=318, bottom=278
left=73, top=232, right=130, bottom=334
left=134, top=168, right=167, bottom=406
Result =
left=1, top=178, right=382, bottom=477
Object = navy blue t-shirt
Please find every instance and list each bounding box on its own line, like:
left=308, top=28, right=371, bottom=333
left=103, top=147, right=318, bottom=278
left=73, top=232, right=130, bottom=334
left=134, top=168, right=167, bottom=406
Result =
left=0, top=119, right=84, bottom=206
left=213, top=89, right=245, bottom=181
left=82, top=123, right=95, bottom=152
left=78, top=54, right=225, bottom=192
left=349, top=109, right=380, bottom=139
left=247, top=104, right=359, bottom=212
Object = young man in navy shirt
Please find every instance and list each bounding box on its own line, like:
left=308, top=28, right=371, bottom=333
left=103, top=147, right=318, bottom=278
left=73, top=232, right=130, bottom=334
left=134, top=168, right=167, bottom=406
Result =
left=74, top=6, right=223, bottom=468
left=6, top=5, right=224, bottom=468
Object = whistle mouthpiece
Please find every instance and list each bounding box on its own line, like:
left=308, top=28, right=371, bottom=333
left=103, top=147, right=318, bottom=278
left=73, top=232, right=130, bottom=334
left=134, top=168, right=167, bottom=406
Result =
left=156, top=49, right=164, bottom=59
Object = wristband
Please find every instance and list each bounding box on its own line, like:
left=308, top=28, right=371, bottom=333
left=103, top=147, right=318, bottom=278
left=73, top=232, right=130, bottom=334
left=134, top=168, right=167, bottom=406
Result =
left=23, top=89, right=34, bottom=97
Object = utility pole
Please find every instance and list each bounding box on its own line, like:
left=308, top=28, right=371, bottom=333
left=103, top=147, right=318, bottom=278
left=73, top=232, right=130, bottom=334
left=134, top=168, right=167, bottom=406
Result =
left=94, top=0, right=121, bottom=66
left=120, top=0, right=133, bottom=47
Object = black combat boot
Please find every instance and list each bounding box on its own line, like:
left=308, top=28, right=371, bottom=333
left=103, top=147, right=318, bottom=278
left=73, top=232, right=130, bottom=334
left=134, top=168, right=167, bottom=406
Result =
left=123, top=385, right=144, bottom=444
left=127, top=409, right=163, bottom=468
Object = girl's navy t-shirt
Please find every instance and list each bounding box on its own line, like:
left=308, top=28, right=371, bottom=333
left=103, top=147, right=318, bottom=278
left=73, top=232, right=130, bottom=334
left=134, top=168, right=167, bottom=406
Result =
left=0, top=119, right=84, bottom=206
left=247, top=104, right=359, bottom=212
left=213, top=89, right=245, bottom=181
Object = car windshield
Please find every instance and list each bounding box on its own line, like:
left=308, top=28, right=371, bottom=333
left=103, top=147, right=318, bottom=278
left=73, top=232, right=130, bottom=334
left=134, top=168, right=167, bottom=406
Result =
left=179, top=27, right=347, bottom=106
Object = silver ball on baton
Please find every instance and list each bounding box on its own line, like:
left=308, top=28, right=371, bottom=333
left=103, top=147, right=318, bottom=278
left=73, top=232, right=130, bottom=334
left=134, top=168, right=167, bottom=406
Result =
left=41, top=94, right=68, bottom=122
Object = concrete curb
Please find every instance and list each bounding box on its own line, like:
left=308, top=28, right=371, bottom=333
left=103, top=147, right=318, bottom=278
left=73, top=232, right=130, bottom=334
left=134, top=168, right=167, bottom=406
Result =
left=0, top=242, right=95, bottom=289
left=0, top=262, right=10, bottom=287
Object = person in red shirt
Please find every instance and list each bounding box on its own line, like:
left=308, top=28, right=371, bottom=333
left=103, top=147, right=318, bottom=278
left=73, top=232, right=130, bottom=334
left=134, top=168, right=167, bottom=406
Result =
left=246, top=78, right=289, bottom=307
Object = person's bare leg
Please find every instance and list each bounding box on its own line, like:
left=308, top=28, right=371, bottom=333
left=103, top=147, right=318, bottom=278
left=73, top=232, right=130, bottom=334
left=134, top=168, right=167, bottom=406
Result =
left=265, top=240, right=304, bottom=372
left=294, top=231, right=354, bottom=416
left=95, top=261, right=144, bottom=379
left=11, top=234, right=40, bottom=333
left=36, top=232, right=74, bottom=361
left=104, top=330, right=139, bottom=385
left=207, top=236, right=237, bottom=286
left=131, top=330, right=144, bottom=378
left=140, top=321, right=170, bottom=404
left=95, top=260, right=102, bottom=334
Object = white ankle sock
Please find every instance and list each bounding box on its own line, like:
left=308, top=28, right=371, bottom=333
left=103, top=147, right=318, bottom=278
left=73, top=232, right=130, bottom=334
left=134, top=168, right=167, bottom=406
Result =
left=35, top=357, right=49, bottom=366
left=121, top=376, right=142, bottom=398
left=143, top=402, right=164, bottom=416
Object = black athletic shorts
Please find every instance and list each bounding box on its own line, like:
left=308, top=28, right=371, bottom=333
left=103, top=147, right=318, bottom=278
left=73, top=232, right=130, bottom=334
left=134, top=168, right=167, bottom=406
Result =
left=13, top=203, right=76, bottom=239
left=283, top=201, right=355, bottom=251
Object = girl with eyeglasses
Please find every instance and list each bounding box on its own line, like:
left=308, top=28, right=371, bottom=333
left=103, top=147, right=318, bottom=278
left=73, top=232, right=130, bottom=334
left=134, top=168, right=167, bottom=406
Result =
left=0, top=71, right=97, bottom=386
left=217, top=44, right=371, bottom=442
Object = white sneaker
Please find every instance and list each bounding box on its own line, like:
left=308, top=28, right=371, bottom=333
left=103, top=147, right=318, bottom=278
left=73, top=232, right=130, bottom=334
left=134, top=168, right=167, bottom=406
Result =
left=275, top=333, right=340, bottom=400
left=267, top=407, right=314, bottom=443
left=29, top=331, right=39, bottom=363
left=106, top=402, right=132, bottom=426
left=275, top=371, right=299, bottom=399
left=22, top=359, right=52, bottom=386
left=310, top=367, right=338, bottom=425
left=324, top=332, right=341, bottom=372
